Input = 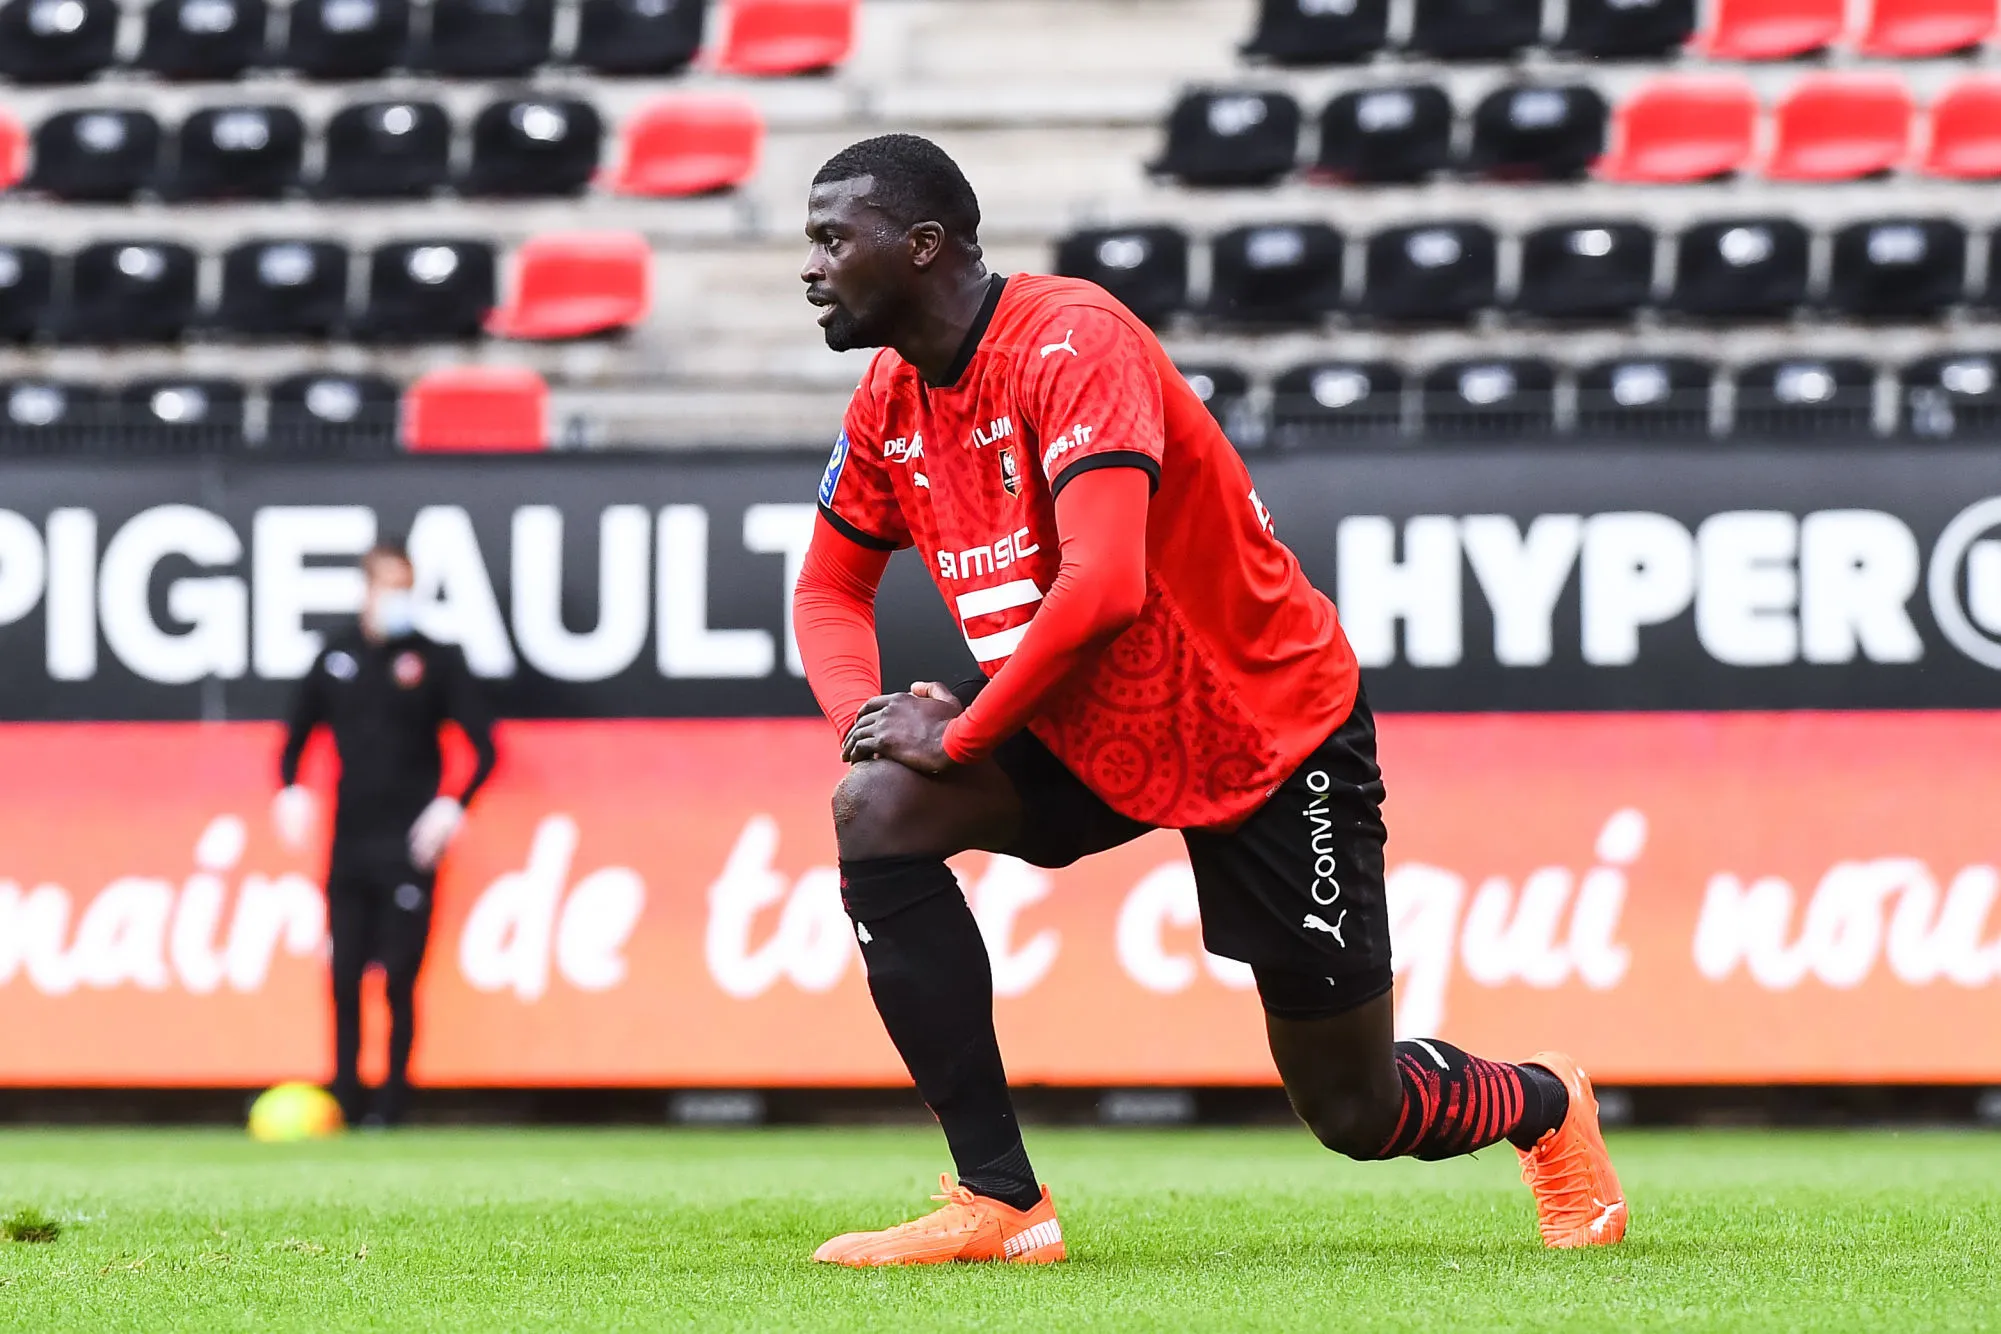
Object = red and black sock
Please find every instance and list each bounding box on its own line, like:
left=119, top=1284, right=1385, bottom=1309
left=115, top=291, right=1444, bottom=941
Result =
left=1371, top=1040, right=1570, bottom=1160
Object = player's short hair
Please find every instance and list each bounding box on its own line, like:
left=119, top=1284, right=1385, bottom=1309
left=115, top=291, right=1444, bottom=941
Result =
left=813, top=134, right=981, bottom=246
left=362, top=539, right=412, bottom=570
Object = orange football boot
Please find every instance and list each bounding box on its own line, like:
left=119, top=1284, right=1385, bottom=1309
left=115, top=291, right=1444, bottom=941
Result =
left=812, top=1175, right=1066, bottom=1267
left=1516, top=1050, right=1629, bottom=1248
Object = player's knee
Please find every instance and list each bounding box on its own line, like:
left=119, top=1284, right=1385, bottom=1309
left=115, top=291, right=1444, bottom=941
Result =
left=1293, top=1087, right=1399, bottom=1161
left=831, top=761, right=935, bottom=861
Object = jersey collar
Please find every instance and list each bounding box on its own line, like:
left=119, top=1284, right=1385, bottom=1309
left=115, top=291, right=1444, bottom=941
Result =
left=927, top=274, right=1008, bottom=389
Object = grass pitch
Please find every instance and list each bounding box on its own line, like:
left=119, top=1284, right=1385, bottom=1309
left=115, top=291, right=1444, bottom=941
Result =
left=0, top=1126, right=1995, bottom=1332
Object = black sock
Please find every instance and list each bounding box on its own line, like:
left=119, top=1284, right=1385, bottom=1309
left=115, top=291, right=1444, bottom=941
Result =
left=840, top=856, right=1041, bottom=1212
left=1371, top=1040, right=1570, bottom=1160
left=1511, top=1062, right=1571, bottom=1151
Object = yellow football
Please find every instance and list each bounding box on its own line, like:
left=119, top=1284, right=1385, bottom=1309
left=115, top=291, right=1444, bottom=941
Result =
left=247, top=1082, right=346, bottom=1142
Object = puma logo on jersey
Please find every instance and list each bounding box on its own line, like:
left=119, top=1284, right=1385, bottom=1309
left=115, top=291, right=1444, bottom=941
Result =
left=970, top=415, right=1013, bottom=449
left=1303, top=910, right=1348, bottom=946
left=1040, top=330, right=1078, bottom=358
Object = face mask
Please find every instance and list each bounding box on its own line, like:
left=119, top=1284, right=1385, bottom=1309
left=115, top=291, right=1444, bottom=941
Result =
left=372, top=591, right=416, bottom=638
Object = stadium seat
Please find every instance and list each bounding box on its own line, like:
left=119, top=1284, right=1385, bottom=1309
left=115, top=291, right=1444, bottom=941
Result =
left=403, top=365, right=548, bottom=451
left=1053, top=225, right=1190, bottom=326
left=63, top=241, right=198, bottom=343
left=1176, top=364, right=1253, bottom=438
left=0, top=110, right=24, bottom=190
left=486, top=231, right=650, bottom=340
left=321, top=100, right=451, bottom=199
left=1151, top=90, right=1300, bottom=188
left=0, top=380, right=102, bottom=453
left=1596, top=76, right=1757, bottom=183
left=1766, top=74, right=1913, bottom=182
left=1827, top=219, right=1966, bottom=318
left=120, top=378, right=247, bottom=453
left=1732, top=359, right=1876, bottom=439
left=1856, top=0, right=1996, bottom=55
left=1920, top=77, right=2001, bottom=180
left=357, top=239, right=497, bottom=341
left=0, top=0, right=119, bottom=82
left=1514, top=221, right=1655, bottom=320
left=1576, top=357, right=1715, bottom=439
left=714, top=0, right=854, bottom=75
left=1240, top=0, right=1389, bottom=64
left=1467, top=85, right=1609, bottom=182
left=1419, top=359, right=1556, bottom=440
left=1693, top=0, right=1844, bottom=58
left=281, top=0, right=409, bottom=78
left=1902, top=353, right=2001, bottom=439
left=461, top=97, right=602, bottom=197
left=1984, top=231, right=2001, bottom=309
left=28, top=109, right=161, bottom=202
left=1407, top=0, right=1542, bottom=60
left=215, top=239, right=350, bottom=338
left=1313, top=84, right=1452, bottom=184
left=576, top=0, right=708, bottom=74
left=1555, top=0, right=1696, bottom=56
left=0, top=244, right=52, bottom=341
left=1361, top=222, right=1497, bottom=322
left=267, top=372, right=401, bottom=454
left=610, top=96, right=763, bottom=196
left=1206, top=222, right=1343, bottom=324
left=171, top=106, right=304, bottom=200
left=1671, top=217, right=1809, bottom=318
left=414, top=0, right=553, bottom=77
left=1270, top=360, right=1404, bottom=446
left=135, top=0, right=266, bottom=79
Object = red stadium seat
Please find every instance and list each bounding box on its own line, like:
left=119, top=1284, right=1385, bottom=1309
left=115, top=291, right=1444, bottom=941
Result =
left=1766, top=74, right=1914, bottom=181
left=0, top=110, right=23, bottom=191
left=486, top=231, right=652, bottom=340
left=714, top=0, right=855, bottom=75
left=610, top=96, right=763, bottom=197
left=1693, top=0, right=1844, bottom=58
left=402, top=366, right=549, bottom=452
left=1856, top=0, right=1996, bottom=55
left=1921, top=76, right=2001, bottom=179
left=1596, top=76, right=1758, bottom=183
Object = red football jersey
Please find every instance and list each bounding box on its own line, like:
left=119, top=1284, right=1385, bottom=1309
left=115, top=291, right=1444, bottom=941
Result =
left=818, top=273, right=1358, bottom=829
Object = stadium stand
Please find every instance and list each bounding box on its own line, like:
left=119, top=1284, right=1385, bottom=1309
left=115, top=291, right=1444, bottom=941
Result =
left=1269, top=359, right=1403, bottom=445
left=575, top=0, right=710, bottom=75
left=1764, top=73, right=1915, bottom=181
left=1575, top=356, right=1715, bottom=439
left=281, top=0, right=411, bottom=78
left=135, top=0, right=267, bottom=81
left=1207, top=221, right=1343, bottom=323
left=485, top=229, right=653, bottom=338
left=1054, top=224, right=1190, bottom=326
left=1240, top=0, right=1389, bottom=65
left=403, top=364, right=549, bottom=450
left=0, top=0, right=119, bottom=82
left=610, top=95, right=764, bottom=195
left=1595, top=76, right=1758, bottom=183
left=1693, top=0, right=1845, bottom=59
left=713, top=0, right=856, bottom=75
left=1313, top=84, right=1454, bottom=183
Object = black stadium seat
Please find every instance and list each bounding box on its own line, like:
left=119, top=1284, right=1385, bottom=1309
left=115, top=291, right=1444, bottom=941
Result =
left=1207, top=222, right=1344, bottom=324
left=267, top=372, right=401, bottom=454
left=415, top=0, right=554, bottom=76
left=134, top=0, right=266, bottom=79
left=1556, top=0, right=1694, bottom=57
left=170, top=105, right=304, bottom=200
left=460, top=97, right=602, bottom=197
left=1826, top=218, right=1967, bottom=318
left=0, top=244, right=53, bottom=342
left=1177, top=363, right=1251, bottom=432
left=321, top=100, right=451, bottom=199
left=29, top=109, right=160, bottom=202
left=1983, top=232, right=2001, bottom=310
left=575, top=0, right=708, bottom=75
left=215, top=239, right=349, bottom=337
left=1314, top=84, right=1452, bottom=184
left=119, top=378, right=247, bottom=453
left=1903, top=353, right=2001, bottom=439
left=1671, top=218, right=1809, bottom=319
left=1732, top=358, right=1875, bottom=439
left=0, top=381, right=103, bottom=454
left=1576, top=357, right=1714, bottom=439
left=0, top=0, right=119, bottom=83
left=1467, top=85, right=1609, bottom=181
left=1151, top=90, right=1300, bottom=187
left=1420, top=358, right=1556, bottom=439
left=1515, top=221, right=1655, bottom=320
left=1241, top=0, right=1389, bottom=65
left=1271, top=360, right=1404, bottom=446
left=1054, top=225, right=1189, bottom=326
left=1361, top=222, right=1496, bottom=322
left=63, top=241, right=200, bottom=343
left=1408, top=0, right=1542, bottom=60
left=357, top=238, right=497, bottom=340
left=282, top=0, right=409, bottom=78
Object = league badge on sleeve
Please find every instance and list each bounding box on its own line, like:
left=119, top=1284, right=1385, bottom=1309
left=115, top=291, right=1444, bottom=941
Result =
left=999, top=445, right=1020, bottom=497
left=819, top=429, right=851, bottom=507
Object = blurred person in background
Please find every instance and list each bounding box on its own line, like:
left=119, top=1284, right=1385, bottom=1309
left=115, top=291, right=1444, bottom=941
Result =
left=272, top=541, right=496, bottom=1128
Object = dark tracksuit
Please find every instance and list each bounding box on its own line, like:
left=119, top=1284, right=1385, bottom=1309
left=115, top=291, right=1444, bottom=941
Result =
left=280, top=627, right=496, bottom=1123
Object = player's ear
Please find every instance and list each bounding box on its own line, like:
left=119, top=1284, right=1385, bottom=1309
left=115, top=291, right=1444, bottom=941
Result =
left=906, top=220, right=947, bottom=271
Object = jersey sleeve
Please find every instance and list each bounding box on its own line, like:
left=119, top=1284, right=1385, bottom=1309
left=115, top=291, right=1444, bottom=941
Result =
left=816, top=360, right=911, bottom=552
left=1017, top=305, right=1166, bottom=498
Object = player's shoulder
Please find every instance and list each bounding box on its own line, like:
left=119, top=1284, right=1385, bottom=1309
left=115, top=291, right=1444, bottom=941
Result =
left=996, top=274, right=1149, bottom=336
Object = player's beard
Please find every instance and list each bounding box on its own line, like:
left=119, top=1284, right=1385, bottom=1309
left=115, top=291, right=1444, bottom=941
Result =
left=819, top=301, right=879, bottom=352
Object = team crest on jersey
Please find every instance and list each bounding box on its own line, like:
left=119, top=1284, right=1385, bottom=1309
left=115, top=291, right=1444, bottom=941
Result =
left=819, top=430, right=850, bottom=506
left=999, top=445, right=1020, bottom=497
left=393, top=651, right=425, bottom=688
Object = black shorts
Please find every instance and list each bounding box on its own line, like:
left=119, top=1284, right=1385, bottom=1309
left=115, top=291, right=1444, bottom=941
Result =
left=326, top=841, right=436, bottom=984
left=954, top=680, right=1393, bottom=1014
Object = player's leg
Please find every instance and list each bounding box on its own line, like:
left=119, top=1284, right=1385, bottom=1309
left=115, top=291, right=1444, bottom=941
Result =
left=374, top=872, right=435, bottom=1127
left=324, top=861, right=371, bottom=1126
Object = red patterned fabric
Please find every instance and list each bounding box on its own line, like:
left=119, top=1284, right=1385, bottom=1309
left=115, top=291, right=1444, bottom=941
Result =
left=1376, top=1041, right=1529, bottom=1161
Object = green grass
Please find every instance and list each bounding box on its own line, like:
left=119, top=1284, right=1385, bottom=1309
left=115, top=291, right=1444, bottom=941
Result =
left=0, top=1127, right=1995, bottom=1332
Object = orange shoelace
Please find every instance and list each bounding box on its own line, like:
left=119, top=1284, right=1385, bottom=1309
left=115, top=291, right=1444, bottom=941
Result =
left=1520, top=1133, right=1593, bottom=1221
left=874, top=1175, right=985, bottom=1237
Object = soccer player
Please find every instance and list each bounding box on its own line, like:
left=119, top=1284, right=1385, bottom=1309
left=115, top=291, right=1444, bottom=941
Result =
left=272, top=541, right=496, bottom=1127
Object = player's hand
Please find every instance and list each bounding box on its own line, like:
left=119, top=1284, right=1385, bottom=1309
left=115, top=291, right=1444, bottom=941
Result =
left=842, top=682, right=963, bottom=774
left=271, top=785, right=317, bottom=852
left=408, top=796, right=465, bottom=870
